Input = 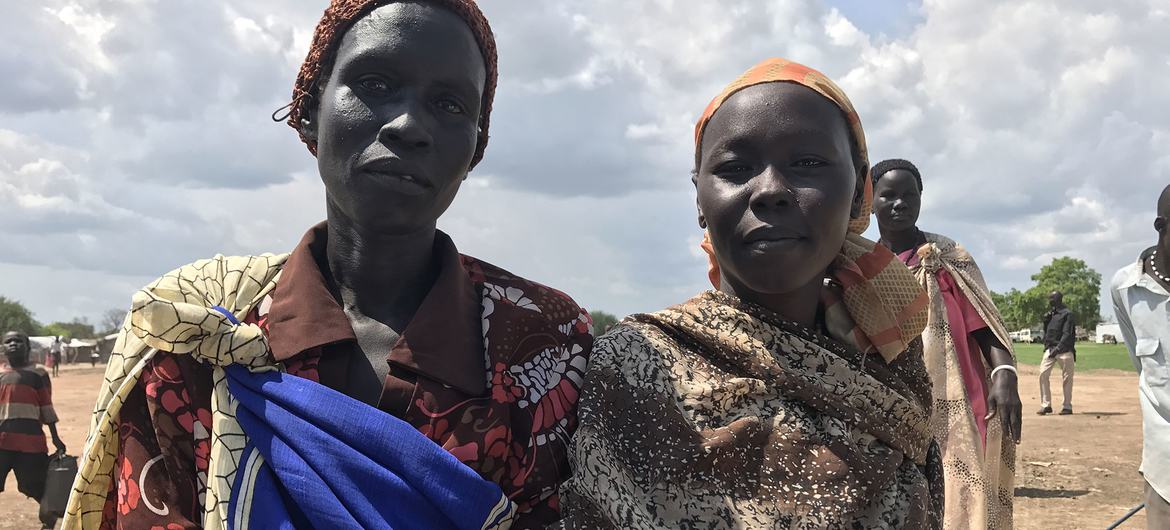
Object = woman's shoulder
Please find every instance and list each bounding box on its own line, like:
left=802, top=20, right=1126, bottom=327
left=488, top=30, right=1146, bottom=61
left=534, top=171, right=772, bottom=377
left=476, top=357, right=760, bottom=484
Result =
left=589, top=317, right=681, bottom=372
left=166, top=253, right=291, bottom=282
left=139, top=253, right=290, bottom=316
left=922, top=231, right=976, bottom=262
left=460, top=254, right=589, bottom=325
left=921, top=231, right=958, bottom=250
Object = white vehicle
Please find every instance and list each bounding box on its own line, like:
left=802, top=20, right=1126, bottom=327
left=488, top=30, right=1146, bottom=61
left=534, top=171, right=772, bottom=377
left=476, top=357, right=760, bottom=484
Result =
left=1011, top=328, right=1043, bottom=344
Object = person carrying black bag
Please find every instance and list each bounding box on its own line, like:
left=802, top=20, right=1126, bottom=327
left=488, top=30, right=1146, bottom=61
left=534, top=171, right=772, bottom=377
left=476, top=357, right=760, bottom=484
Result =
left=1, top=331, right=67, bottom=529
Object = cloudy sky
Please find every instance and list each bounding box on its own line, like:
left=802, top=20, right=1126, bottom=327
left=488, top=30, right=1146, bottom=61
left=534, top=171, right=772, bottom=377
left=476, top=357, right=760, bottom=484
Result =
left=2, top=0, right=1166, bottom=329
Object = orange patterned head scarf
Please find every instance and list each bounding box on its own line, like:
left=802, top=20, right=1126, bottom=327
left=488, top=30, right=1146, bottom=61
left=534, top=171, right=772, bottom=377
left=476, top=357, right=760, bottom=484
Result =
left=695, top=58, right=926, bottom=362
left=695, top=58, right=872, bottom=235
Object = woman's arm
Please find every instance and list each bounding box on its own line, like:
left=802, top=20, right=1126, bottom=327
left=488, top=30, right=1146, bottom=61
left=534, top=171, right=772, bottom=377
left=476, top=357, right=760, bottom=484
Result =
left=973, top=328, right=1022, bottom=443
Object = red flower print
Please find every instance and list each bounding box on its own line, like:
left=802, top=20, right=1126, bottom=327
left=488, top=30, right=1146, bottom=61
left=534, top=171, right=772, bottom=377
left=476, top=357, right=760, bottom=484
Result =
left=117, top=457, right=140, bottom=515
left=159, top=388, right=186, bottom=415
left=531, top=378, right=579, bottom=432
left=419, top=418, right=451, bottom=443
left=177, top=411, right=195, bottom=433
left=448, top=441, right=479, bottom=463
left=490, top=363, right=523, bottom=404
left=483, top=425, right=512, bottom=460
left=196, top=407, right=212, bottom=429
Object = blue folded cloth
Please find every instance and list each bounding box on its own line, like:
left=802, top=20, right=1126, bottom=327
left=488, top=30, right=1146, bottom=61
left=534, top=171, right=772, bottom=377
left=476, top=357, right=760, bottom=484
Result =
left=226, top=364, right=514, bottom=530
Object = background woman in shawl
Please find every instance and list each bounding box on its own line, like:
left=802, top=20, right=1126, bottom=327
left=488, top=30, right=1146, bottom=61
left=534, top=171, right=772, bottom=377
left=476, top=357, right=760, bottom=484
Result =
left=64, top=1, right=593, bottom=528
left=560, top=59, right=942, bottom=529
left=872, top=159, right=1021, bottom=529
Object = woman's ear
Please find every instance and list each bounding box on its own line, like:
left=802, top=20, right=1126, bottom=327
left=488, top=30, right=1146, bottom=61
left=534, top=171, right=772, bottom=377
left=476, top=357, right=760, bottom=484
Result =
left=693, top=171, right=708, bottom=229
left=300, top=94, right=320, bottom=143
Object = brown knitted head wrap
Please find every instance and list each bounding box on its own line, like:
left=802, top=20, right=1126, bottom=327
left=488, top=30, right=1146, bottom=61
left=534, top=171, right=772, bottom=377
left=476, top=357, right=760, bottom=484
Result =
left=287, top=0, right=497, bottom=169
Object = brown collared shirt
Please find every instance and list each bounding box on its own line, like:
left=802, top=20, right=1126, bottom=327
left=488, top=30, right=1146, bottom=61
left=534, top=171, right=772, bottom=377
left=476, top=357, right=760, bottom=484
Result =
left=106, top=224, right=594, bottom=529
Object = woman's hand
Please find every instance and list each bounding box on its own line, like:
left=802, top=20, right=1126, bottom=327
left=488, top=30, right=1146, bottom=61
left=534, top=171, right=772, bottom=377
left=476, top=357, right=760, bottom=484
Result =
left=985, top=370, right=1022, bottom=444
left=973, top=328, right=1023, bottom=444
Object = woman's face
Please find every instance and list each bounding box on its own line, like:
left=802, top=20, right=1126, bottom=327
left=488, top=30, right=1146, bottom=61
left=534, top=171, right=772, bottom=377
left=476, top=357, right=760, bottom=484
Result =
left=872, top=169, right=921, bottom=233
left=695, top=82, right=862, bottom=297
left=310, top=1, right=486, bottom=234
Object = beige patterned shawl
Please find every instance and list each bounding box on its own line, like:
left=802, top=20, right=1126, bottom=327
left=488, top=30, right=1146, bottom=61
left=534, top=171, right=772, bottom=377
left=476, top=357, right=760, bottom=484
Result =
left=560, top=290, right=943, bottom=529
left=912, top=233, right=1016, bottom=530
left=63, top=255, right=288, bottom=529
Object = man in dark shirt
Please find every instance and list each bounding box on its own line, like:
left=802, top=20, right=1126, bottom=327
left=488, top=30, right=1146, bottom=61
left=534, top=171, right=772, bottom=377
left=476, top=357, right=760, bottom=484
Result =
left=1037, top=291, right=1076, bottom=415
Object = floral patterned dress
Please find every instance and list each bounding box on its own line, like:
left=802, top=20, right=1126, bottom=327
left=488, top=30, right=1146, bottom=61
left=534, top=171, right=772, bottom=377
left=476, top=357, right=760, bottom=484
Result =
left=77, top=224, right=593, bottom=530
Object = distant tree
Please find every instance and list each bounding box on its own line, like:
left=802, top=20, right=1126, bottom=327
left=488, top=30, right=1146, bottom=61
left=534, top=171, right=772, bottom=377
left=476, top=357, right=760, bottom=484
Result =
left=1026, top=257, right=1103, bottom=331
left=990, top=288, right=1046, bottom=331
left=100, top=308, right=127, bottom=335
left=990, top=257, right=1102, bottom=331
left=991, top=289, right=1020, bottom=330
left=0, top=296, right=41, bottom=336
left=41, top=318, right=96, bottom=340
left=589, top=310, right=620, bottom=336
left=40, top=323, right=71, bottom=339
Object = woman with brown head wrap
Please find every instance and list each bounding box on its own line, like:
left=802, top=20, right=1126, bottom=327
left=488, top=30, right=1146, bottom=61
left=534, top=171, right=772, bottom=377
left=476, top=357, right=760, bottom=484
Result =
left=559, top=59, right=943, bottom=529
left=65, top=2, right=592, bottom=528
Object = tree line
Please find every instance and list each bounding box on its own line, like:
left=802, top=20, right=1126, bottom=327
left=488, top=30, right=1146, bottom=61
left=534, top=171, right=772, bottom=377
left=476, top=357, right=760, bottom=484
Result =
left=0, top=296, right=124, bottom=339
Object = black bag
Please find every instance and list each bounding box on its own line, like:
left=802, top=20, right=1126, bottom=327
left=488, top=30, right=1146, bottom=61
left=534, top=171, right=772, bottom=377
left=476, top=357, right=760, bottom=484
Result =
left=39, top=453, right=78, bottom=517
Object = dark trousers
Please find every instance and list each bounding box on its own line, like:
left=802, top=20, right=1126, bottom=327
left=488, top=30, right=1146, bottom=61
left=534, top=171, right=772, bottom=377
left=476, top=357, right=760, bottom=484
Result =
left=0, top=449, right=48, bottom=500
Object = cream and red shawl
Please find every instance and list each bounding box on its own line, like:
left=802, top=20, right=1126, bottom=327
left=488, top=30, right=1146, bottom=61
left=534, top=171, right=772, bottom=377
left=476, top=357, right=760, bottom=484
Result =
left=912, top=232, right=1017, bottom=530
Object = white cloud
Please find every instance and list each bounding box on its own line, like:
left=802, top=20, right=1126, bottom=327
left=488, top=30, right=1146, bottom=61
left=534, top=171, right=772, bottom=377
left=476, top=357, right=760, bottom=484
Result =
left=0, top=0, right=1164, bottom=326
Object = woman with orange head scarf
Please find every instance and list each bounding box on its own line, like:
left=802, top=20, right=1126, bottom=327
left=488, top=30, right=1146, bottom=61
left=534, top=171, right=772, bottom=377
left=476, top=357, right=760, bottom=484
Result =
left=560, top=59, right=942, bottom=529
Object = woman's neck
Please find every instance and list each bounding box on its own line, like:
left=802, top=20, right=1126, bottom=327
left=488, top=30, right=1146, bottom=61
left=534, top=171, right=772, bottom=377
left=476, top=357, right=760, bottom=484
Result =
left=720, top=273, right=825, bottom=329
left=324, top=205, right=439, bottom=325
left=879, top=225, right=922, bottom=255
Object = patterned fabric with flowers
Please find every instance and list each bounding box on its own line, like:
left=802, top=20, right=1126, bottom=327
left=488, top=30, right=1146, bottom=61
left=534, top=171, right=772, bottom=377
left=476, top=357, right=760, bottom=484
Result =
left=96, top=235, right=593, bottom=530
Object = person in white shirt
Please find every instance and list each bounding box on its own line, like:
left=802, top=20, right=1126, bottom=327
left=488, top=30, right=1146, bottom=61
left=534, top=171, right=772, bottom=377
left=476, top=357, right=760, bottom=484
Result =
left=1111, top=184, right=1170, bottom=529
left=47, top=336, right=62, bottom=377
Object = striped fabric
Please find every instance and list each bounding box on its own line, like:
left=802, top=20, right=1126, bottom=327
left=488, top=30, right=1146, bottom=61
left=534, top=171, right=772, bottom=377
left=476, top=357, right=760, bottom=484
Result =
left=0, top=366, right=58, bottom=453
left=696, top=58, right=928, bottom=363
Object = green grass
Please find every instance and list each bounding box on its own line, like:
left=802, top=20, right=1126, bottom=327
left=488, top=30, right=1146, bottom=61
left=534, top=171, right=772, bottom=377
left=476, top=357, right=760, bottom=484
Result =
left=1012, top=342, right=1136, bottom=372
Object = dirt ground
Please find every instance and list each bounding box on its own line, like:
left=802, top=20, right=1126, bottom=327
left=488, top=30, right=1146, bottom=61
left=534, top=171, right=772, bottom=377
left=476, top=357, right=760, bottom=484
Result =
left=0, top=363, right=1151, bottom=529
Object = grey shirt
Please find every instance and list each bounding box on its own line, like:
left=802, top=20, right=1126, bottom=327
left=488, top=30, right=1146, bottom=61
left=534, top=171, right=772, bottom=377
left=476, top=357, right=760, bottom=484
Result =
left=1112, top=259, right=1170, bottom=500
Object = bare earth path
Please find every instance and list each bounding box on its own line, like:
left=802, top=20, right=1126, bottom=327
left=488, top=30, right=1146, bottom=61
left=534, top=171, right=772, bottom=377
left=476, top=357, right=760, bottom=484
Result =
left=0, top=363, right=1150, bottom=529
